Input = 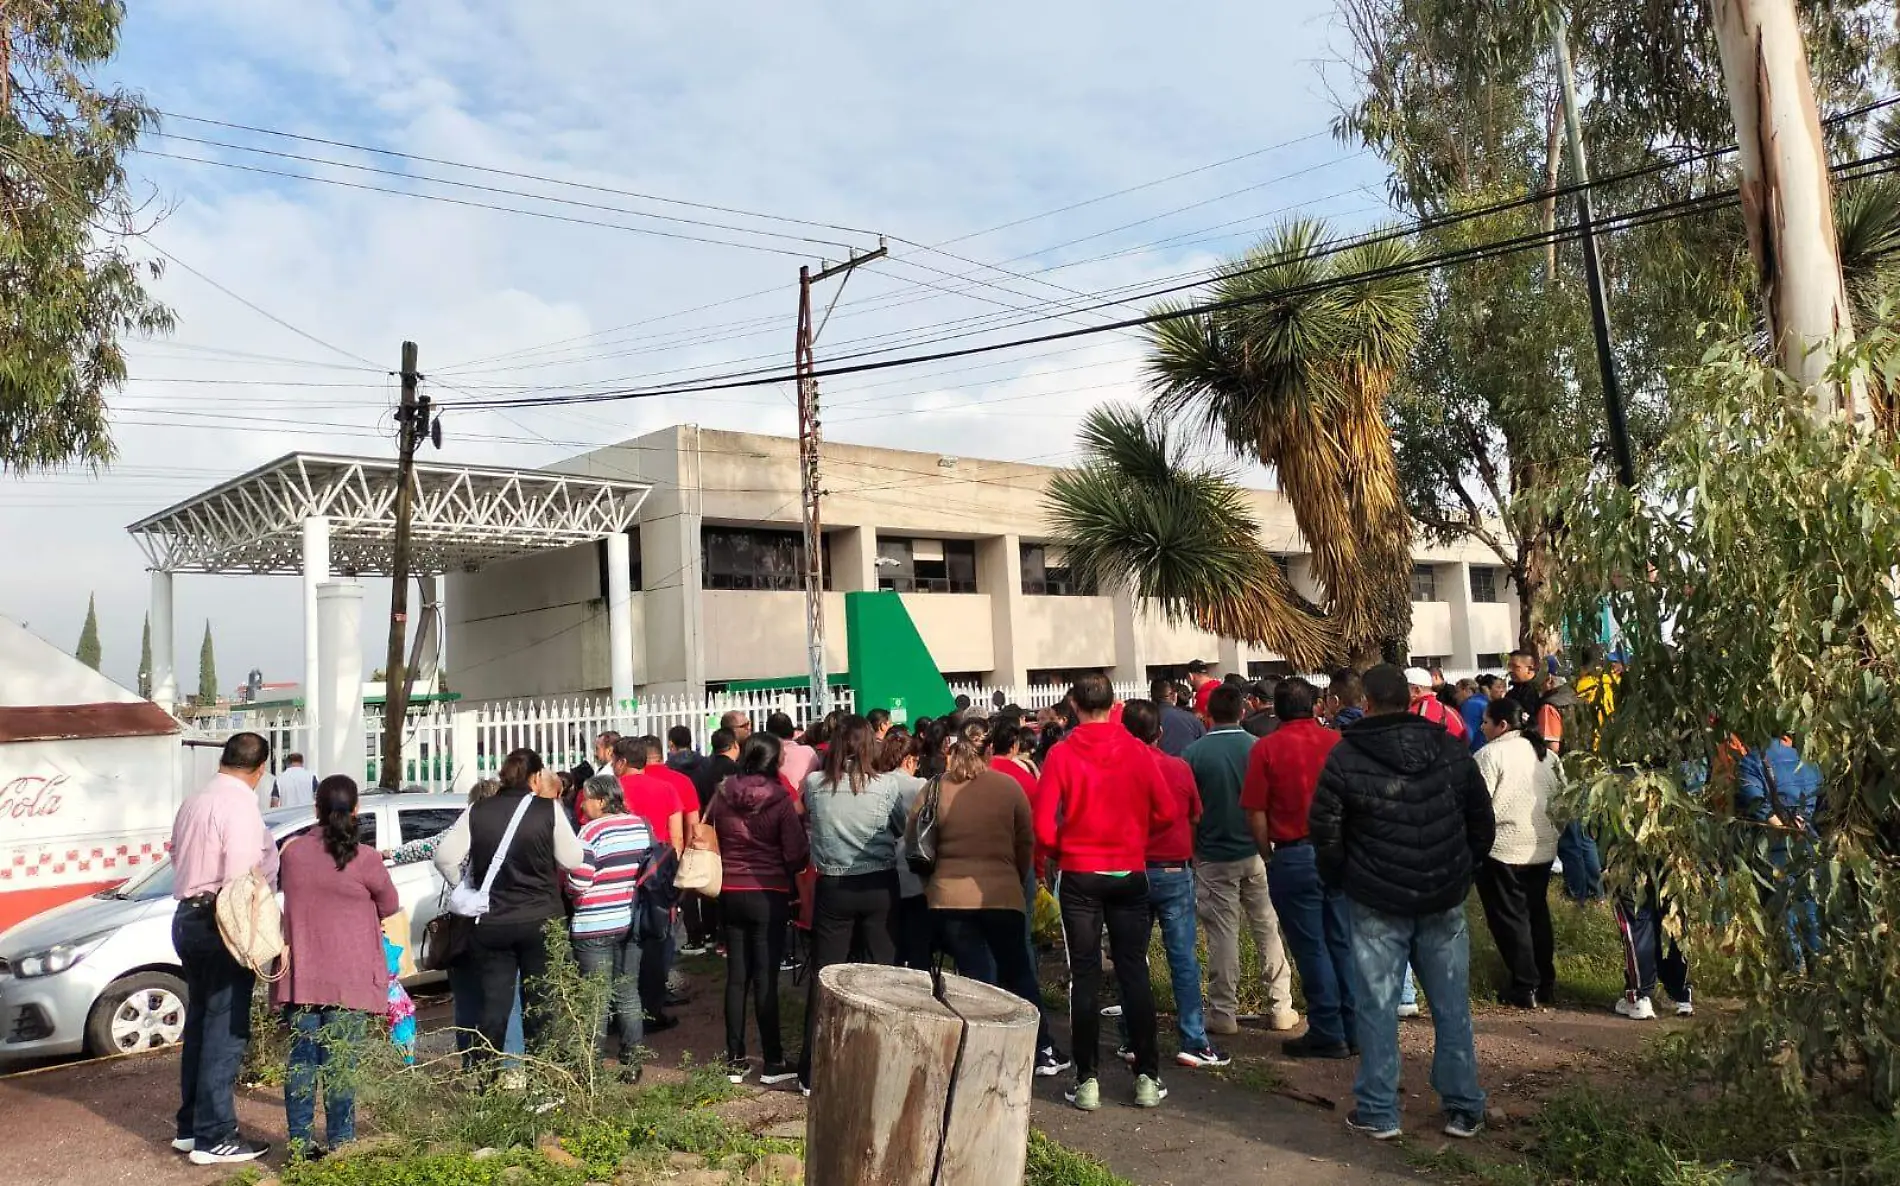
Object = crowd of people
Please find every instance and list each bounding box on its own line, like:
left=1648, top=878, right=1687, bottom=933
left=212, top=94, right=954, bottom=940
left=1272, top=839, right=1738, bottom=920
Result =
left=162, top=644, right=1824, bottom=1163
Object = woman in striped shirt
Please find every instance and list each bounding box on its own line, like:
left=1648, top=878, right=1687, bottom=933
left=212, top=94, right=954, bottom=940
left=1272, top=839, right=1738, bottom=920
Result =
left=565, top=775, right=654, bottom=1077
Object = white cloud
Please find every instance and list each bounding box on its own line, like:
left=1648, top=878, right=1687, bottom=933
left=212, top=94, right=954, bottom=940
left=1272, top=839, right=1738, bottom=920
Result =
left=0, top=0, right=1387, bottom=688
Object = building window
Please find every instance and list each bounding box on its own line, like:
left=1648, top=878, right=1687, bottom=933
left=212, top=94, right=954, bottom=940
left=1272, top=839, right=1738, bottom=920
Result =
left=1469, top=567, right=1501, bottom=603
left=1408, top=655, right=1448, bottom=671
left=1477, top=652, right=1508, bottom=669
left=1027, top=667, right=1108, bottom=690
left=595, top=527, right=642, bottom=599
left=1021, top=543, right=1093, bottom=596
left=1247, top=660, right=1293, bottom=679
left=1270, top=554, right=1293, bottom=583
left=702, top=526, right=830, bottom=591
left=1410, top=563, right=1440, bottom=602
left=878, top=537, right=977, bottom=593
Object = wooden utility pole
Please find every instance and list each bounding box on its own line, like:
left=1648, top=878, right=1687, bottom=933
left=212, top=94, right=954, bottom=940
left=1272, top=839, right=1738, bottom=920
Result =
left=1711, top=0, right=1866, bottom=420
left=381, top=340, right=427, bottom=789
left=796, top=241, right=886, bottom=718
left=1548, top=5, right=1636, bottom=488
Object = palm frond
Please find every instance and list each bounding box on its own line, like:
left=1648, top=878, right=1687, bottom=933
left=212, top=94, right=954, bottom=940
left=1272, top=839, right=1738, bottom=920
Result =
left=1837, top=176, right=1900, bottom=327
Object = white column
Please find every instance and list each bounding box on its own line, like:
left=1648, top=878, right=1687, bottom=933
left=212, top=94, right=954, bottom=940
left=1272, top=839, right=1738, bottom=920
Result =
left=448, top=703, right=479, bottom=797
left=302, top=516, right=331, bottom=747
left=1110, top=587, right=1148, bottom=686
left=1447, top=560, right=1478, bottom=672
left=315, top=581, right=366, bottom=786
left=149, top=569, right=177, bottom=710
left=977, top=535, right=1028, bottom=688
left=605, top=531, right=636, bottom=729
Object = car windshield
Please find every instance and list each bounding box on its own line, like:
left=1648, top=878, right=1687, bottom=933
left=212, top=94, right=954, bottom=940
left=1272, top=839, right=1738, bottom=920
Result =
left=111, top=858, right=177, bottom=902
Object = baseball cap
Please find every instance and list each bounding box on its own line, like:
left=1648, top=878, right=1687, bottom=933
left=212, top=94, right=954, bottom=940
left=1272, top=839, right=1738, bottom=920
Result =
left=1403, top=667, right=1434, bottom=687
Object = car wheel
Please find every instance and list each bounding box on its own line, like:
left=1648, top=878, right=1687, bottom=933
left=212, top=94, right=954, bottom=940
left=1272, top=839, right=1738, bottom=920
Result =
left=85, top=971, right=188, bottom=1058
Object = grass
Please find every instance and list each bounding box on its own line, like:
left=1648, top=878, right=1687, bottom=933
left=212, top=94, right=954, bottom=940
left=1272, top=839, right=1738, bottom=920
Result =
left=1412, top=1080, right=1900, bottom=1186
left=1212, top=1055, right=1287, bottom=1096
left=1025, top=1130, right=1138, bottom=1186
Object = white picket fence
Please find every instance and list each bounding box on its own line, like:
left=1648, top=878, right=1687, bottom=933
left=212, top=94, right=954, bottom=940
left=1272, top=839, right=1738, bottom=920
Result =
left=210, top=685, right=857, bottom=794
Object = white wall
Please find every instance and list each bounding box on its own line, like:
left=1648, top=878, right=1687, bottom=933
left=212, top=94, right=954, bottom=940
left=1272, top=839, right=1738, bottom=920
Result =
left=1470, top=603, right=1516, bottom=658
left=701, top=591, right=848, bottom=682
left=1013, top=596, right=1117, bottom=671
left=446, top=543, right=607, bottom=701
left=900, top=593, right=994, bottom=674
left=1408, top=600, right=1454, bottom=658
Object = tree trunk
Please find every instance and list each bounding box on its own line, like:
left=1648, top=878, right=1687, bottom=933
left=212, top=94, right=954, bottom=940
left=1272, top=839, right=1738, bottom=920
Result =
left=805, top=965, right=1038, bottom=1186
left=1711, top=0, right=1865, bottom=420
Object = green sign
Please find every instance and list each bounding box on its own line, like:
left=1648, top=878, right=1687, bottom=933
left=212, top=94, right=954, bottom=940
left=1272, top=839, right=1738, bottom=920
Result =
left=889, top=696, right=908, bottom=726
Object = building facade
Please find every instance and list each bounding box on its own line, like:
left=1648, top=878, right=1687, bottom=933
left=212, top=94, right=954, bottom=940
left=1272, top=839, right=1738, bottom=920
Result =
left=445, top=425, right=1521, bottom=700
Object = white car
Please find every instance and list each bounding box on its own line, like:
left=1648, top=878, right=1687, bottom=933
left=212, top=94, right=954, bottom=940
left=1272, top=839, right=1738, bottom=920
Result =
left=0, top=793, right=466, bottom=1063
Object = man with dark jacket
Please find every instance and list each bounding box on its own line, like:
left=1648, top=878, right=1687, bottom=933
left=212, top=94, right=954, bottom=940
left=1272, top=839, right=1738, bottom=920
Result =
left=1311, top=664, right=1495, bottom=1143
left=1151, top=679, right=1206, bottom=757
left=1241, top=680, right=1280, bottom=738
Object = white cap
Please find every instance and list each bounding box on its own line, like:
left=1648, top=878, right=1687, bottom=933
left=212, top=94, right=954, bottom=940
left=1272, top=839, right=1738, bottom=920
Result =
left=1403, top=667, right=1434, bottom=687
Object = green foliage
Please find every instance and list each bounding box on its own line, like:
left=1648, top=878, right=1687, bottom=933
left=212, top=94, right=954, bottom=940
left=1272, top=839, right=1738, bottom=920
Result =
left=197, top=620, right=217, bottom=705
left=0, top=0, right=174, bottom=472
left=1024, top=1131, right=1136, bottom=1186
left=137, top=611, right=150, bottom=698
left=279, top=1147, right=588, bottom=1186
left=75, top=593, right=100, bottom=669
left=1548, top=335, right=1900, bottom=1108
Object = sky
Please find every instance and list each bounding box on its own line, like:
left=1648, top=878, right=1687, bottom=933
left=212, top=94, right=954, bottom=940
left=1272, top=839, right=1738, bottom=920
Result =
left=0, top=0, right=1396, bottom=692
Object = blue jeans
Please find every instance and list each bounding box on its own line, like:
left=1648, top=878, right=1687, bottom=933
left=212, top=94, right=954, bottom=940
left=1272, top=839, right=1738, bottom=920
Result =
left=1557, top=822, right=1604, bottom=901
left=1266, top=845, right=1356, bottom=1046
left=1348, top=901, right=1486, bottom=1128
left=1146, top=866, right=1207, bottom=1051
left=936, top=907, right=1054, bottom=1051
left=173, top=902, right=255, bottom=1146
left=572, top=930, right=644, bottom=1055
left=448, top=957, right=523, bottom=1067
left=285, top=1006, right=365, bottom=1148
left=1400, top=967, right=1418, bottom=1009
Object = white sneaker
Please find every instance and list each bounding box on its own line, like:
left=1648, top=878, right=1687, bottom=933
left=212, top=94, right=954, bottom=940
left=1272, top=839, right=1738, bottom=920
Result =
left=1675, top=998, right=1695, bottom=1018
left=1396, top=1002, right=1421, bottom=1019
left=1100, top=1003, right=1123, bottom=1018
left=1615, top=994, right=1657, bottom=1021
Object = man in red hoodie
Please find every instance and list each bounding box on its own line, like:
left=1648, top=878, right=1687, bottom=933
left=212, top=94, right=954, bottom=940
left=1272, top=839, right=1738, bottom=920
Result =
left=1036, top=674, right=1179, bottom=1112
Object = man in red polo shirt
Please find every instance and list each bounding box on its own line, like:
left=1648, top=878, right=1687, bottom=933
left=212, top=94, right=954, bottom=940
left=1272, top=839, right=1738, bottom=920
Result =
left=1187, top=660, right=1218, bottom=722
left=613, top=737, right=682, bottom=850
left=640, top=734, right=699, bottom=843
left=1241, top=677, right=1357, bottom=1059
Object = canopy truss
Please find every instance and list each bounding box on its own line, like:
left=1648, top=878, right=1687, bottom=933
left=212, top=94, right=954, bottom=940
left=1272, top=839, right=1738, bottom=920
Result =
left=127, top=453, right=652, bottom=575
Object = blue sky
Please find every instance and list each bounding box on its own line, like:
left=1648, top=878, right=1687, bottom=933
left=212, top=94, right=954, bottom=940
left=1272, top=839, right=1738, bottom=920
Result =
left=1, top=0, right=1396, bottom=688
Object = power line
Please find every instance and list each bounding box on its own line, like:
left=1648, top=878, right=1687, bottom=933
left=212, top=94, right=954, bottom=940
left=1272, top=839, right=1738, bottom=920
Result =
left=439, top=147, right=1900, bottom=415
left=151, top=130, right=869, bottom=252
left=157, top=110, right=885, bottom=238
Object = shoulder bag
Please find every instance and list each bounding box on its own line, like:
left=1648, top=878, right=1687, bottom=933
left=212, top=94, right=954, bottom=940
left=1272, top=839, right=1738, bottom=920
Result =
left=217, top=861, right=289, bottom=981
left=675, top=794, right=724, bottom=897
left=905, top=777, right=944, bottom=879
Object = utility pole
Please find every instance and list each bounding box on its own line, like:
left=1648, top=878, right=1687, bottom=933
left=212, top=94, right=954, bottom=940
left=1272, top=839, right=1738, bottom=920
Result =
left=797, top=241, right=887, bottom=717
left=381, top=341, right=428, bottom=789
left=1710, top=0, right=1865, bottom=422
left=1548, top=6, right=1636, bottom=489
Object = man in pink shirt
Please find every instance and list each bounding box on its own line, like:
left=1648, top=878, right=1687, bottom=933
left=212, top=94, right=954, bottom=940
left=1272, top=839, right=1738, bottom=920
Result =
left=168, top=732, right=278, bottom=1166
left=767, top=712, right=817, bottom=795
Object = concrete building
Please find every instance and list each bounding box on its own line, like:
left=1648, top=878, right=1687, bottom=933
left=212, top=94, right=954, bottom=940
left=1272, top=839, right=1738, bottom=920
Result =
left=445, top=425, right=1521, bottom=700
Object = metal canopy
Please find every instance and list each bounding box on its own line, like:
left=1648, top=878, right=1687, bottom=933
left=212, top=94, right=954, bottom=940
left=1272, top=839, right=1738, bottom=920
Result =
left=127, top=453, right=652, bottom=575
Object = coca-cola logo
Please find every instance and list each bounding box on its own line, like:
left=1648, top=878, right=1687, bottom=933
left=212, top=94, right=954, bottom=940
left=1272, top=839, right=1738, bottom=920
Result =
left=0, top=774, right=67, bottom=819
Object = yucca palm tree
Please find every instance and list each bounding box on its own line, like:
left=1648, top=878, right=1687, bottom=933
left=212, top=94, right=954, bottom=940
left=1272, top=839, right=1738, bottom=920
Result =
left=1046, top=218, right=1426, bottom=666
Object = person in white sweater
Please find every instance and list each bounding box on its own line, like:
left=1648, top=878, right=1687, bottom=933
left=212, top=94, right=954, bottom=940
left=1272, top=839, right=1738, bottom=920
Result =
left=1472, top=699, right=1563, bottom=1009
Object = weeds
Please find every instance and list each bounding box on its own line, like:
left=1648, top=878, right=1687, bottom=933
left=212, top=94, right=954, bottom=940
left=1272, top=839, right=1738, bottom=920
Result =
left=1025, top=1130, right=1136, bottom=1186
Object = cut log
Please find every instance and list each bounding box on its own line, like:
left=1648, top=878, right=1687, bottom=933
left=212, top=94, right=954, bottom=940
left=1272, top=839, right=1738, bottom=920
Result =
left=804, top=964, right=1038, bottom=1186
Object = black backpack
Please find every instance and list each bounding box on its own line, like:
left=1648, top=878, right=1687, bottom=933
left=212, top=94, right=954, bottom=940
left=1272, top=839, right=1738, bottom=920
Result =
left=634, top=843, right=679, bottom=942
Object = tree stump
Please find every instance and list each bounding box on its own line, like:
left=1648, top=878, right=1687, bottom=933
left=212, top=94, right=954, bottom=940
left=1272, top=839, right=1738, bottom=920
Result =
left=804, top=964, right=1038, bottom=1186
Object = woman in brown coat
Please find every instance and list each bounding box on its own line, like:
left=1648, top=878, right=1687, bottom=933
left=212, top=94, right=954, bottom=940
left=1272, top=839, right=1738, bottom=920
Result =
left=910, top=736, right=1058, bottom=1062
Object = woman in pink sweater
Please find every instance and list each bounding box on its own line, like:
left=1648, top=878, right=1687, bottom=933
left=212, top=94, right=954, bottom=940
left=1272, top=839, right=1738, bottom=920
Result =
left=274, top=776, right=400, bottom=1158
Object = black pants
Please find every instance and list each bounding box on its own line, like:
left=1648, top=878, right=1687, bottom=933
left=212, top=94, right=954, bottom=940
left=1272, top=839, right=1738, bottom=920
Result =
left=1616, top=888, right=1691, bottom=1001
left=1058, top=870, right=1158, bottom=1080
left=683, top=891, right=720, bottom=949
left=471, top=917, right=553, bottom=1065
left=799, top=870, right=899, bottom=1082
left=173, top=901, right=255, bottom=1146
left=935, top=907, right=1053, bottom=1050
left=1474, top=858, right=1556, bottom=1005
left=895, top=893, right=934, bottom=971
left=722, top=891, right=790, bottom=1063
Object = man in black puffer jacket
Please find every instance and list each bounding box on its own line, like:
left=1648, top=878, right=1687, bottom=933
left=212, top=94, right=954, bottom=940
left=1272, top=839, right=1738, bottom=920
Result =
left=1310, top=664, right=1495, bottom=1144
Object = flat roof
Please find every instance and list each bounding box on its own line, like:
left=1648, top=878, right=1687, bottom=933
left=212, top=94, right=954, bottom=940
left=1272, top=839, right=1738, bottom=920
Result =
left=128, top=453, right=652, bottom=575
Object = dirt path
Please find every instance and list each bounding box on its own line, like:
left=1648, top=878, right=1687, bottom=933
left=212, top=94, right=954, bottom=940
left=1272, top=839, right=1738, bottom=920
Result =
left=0, top=959, right=1671, bottom=1186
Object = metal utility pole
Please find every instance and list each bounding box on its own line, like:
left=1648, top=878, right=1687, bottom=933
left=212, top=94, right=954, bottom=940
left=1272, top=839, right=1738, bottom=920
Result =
left=380, top=341, right=429, bottom=789
left=797, top=241, right=887, bottom=717
left=1549, top=6, right=1636, bottom=489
